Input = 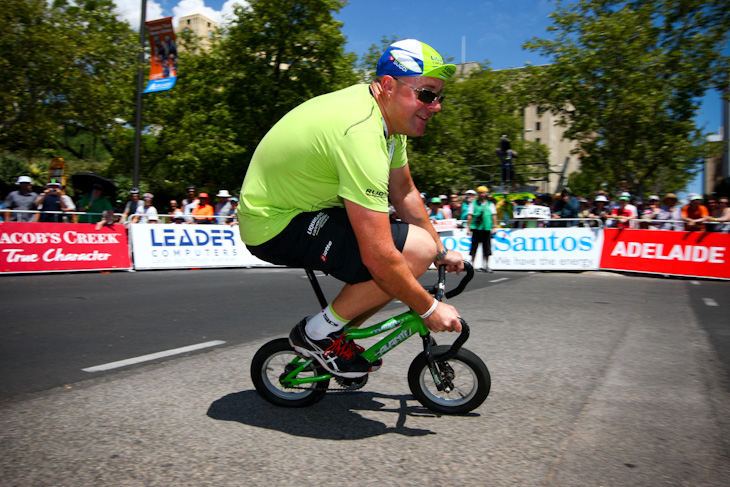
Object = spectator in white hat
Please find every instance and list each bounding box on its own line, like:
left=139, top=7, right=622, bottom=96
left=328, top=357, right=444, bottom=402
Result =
left=132, top=193, right=159, bottom=224
left=34, top=179, right=76, bottom=223
left=215, top=189, right=233, bottom=224
left=4, top=176, right=38, bottom=222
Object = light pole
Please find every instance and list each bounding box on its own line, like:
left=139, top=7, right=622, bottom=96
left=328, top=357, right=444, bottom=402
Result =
left=133, top=0, right=147, bottom=190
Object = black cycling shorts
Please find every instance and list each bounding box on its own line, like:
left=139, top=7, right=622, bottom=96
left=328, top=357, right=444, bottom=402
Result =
left=246, top=207, right=409, bottom=284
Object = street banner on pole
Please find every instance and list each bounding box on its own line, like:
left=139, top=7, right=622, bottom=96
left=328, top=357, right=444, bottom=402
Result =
left=143, top=17, right=178, bottom=94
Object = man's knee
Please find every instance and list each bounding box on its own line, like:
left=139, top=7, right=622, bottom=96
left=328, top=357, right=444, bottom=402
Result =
left=403, top=225, right=437, bottom=274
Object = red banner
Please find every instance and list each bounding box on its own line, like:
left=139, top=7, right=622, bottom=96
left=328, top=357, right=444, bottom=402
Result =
left=0, top=223, right=131, bottom=273
left=600, top=229, right=730, bottom=279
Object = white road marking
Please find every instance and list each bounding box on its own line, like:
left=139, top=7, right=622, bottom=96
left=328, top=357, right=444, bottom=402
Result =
left=82, top=340, right=226, bottom=372
left=702, top=298, right=718, bottom=307
left=490, top=278, right=509, bottom=283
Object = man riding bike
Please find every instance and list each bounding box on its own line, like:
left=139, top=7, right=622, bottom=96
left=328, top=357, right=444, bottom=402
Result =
left=238, top=39, right=464, bottom=378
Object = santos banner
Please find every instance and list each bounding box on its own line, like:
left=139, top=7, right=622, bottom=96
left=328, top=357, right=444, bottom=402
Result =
left=437, top=227, right=604, bottom=271
left=0, top=223, right=131, bottom=273
left=143, top=17, right=178, bottom=93
left=129, top=224, right=273, bottom=270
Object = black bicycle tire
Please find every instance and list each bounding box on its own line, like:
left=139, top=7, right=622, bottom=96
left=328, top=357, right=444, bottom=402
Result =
left=250, top=338, right=329, bottom=408
left=407, top=345, right=491, bottom=414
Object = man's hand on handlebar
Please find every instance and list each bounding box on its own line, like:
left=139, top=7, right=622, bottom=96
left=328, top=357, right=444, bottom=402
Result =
left=424, top=302, right=463, bottom=333
left=439, top=250, right=465, bottom=274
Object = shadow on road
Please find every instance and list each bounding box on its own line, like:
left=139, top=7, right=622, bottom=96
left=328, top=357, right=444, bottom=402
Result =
left=207, top=390, right=479, bottom=439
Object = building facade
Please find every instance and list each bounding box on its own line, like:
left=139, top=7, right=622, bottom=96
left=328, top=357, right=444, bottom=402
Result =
left=175, top=14, right=218, bottom=51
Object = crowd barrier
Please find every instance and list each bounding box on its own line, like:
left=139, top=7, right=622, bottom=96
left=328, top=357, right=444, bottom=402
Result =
left=1, top=216, right=728, bottom=279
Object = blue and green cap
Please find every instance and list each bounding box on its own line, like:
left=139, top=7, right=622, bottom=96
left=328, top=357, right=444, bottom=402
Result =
left=376, top=39, right=456, bottom=81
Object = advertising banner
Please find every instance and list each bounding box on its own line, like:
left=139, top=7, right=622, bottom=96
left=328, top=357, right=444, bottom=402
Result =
left=129, top=224, right=273, bottom=270
left=0, top=223, right=131, bottom=273
left=143, top=17, right=178, bottom=94
left=600, top=229, right=730, bottom=279
left=437, top=227, right=604, bottom=271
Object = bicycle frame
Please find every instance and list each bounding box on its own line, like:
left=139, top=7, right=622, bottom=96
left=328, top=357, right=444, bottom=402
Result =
left=279, top=309, right=428, bottom=387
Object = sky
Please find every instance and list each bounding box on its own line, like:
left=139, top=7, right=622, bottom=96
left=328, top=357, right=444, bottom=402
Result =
left=114, top=0, right=727, bottom=192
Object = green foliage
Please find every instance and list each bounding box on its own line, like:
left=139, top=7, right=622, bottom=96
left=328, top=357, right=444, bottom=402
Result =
left=0, top=0, right=138, bottom=159
left=523, top=0, right=730, bottom=197
left=408, top=68, right=548, bottom=195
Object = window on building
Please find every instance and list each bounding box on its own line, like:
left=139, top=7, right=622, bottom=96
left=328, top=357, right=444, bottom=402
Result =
left=208, top=30, right=213, bottom=38
left=536, top=122, right=541, bottom=131
left=207, top=22, right=211, bottom=27
left=183, top=27, right=190, bottom=33
left=536, top=106, right=541, bottom=116
left=187, top=19, right=190, bottom=25
left=536, top=138, right=541, bottom=144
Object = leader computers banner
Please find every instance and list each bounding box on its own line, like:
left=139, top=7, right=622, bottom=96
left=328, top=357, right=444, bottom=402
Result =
left=143, top=17, right=178, bottom=93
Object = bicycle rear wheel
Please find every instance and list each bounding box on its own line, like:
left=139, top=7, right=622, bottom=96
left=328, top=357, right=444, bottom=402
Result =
left=251, top=338, right=329, bottom=407
left=408, top=345, right=490, bottom=414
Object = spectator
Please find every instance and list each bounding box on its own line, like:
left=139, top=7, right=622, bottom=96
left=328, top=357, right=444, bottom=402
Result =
left=639, top=195, right=661, bottom=229
left=192, top=192, right=215, bottom=224
left=496, top=135, right=517, bottom=187
left=215, top=189, right=233, bottom=224
left=656, top=193, right=683, bottom=230
left=461, top=189, right=477, bottom=219
left=4, top=176, right=38, bottom=222
left=588, top=195, right=610, bottom=226
left=182, top=185, right=199, bottom=222
left=708, top=197, right=730, bottom=232
left=0, top=191, right=6, bottom=222
left=609, top=195, right=638, bottom=229
left=551, top=187, right=580, bottom=227
left=77, top=184, right=113, bottom=224
left=439, top=194, right=453, bottom=219
left=172, top=213, right=186, bottom=224
left=466, top=186, right=498, bottom=272
left=228, top=197, right=239, bottom=226
left=132, top=193, right=159, bottom=224
left=169, top=199, right=183, bottom=222
left=121, top=188, right=143, bottom=223
left=448, top=194, right=463, bottom=222
left=34, top=179, right=75, bottom=223
left=577, top=197, right=591, bottom=222
left=681, top=194, right=710, bottom=232
left=427, top=197, right=445, bottom=220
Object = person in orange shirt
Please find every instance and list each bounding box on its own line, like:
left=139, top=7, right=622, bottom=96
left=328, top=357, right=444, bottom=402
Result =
left=681, top=194, right=710, bottom=231
left=191, top=192, right=215, bottom=224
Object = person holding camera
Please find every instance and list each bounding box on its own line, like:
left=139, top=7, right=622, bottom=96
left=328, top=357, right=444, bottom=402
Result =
left=34, top=179, right=76, bottom=223
left=466, top=186, right=498, bottom=273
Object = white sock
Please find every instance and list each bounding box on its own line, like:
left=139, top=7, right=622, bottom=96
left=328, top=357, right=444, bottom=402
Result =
left=305, top=304, right=350, bottom=340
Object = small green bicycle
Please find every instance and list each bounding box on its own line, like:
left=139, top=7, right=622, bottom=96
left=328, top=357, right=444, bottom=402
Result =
left=250, top=262, right=491, bottom=414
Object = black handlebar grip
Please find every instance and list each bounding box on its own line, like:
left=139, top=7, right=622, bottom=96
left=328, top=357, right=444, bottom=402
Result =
left=445, top=261, right=474, bottom=299
left=432, top=319, right=470, bottom=362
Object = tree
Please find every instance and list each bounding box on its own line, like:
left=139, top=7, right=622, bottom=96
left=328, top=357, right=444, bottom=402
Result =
left=523, top=0, right=730, bottom=197
left=407, top=67, right=550, bottom=195
left=219, top=0, right=358, bottom=170
left=0, top=0, right=138, bottom=159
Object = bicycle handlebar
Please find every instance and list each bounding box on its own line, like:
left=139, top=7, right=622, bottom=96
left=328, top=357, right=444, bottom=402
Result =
left=425, top=261, right=474, bottom=301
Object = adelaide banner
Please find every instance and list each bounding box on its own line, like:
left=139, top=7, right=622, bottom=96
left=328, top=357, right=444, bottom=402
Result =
left=600, top=229, right=730, bottom=279
left=143, top=17, right=178, bottom=93
left=0, top=223, right=131, bottom=273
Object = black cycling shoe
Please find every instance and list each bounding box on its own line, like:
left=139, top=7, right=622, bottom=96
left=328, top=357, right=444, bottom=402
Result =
left=289, top=319, right=372, bottom=378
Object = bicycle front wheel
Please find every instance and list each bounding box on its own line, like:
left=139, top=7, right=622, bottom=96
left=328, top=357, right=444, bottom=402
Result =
left=408, top=345, right=490, bottom=414
left=250, top=338, right=329, bottom=408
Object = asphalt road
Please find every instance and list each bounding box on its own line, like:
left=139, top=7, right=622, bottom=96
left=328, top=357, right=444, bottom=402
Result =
left=1, top=268, right=729, bottom=486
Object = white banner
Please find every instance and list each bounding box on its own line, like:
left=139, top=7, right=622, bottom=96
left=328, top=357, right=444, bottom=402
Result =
left=129, top=224, right=273, bottom=270
left=438, top=227, right=604, bottom=271
left=513, top=205, right=552, bottom=219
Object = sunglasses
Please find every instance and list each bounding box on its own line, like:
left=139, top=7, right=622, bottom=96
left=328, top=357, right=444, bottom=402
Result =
left=393, top=77, right=445, bottom=105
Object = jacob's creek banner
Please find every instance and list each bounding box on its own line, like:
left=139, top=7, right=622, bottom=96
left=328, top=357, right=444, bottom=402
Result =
left=129, top=224, right=272, bottom=270
left=0, top=223, right=131, bottom=273
left=601, top=229, right=730, bottom=279
left=143, top=17, right=178, bottom=93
